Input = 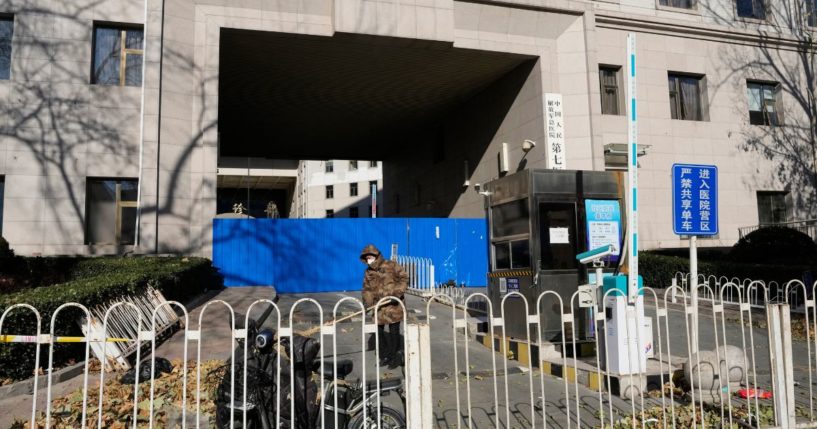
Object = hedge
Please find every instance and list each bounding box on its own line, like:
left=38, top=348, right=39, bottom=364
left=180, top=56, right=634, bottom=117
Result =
left=639, top=252, right=815, bottom=289
left=0, top=257, right=222, bottom=381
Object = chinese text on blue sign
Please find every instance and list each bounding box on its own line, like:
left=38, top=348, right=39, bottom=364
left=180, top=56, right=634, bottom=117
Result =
left=672, top=164, right=718, bottom=235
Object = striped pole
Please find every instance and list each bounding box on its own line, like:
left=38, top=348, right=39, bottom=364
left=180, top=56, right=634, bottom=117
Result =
left=627, top=33, right=639, bottom=303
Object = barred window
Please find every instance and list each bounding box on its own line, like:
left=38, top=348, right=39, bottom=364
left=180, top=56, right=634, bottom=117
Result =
left=599, top=66, right=622, bottom=115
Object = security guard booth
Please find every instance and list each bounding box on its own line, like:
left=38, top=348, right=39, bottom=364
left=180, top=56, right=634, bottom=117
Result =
left=484, top=169, right=624, bottom=343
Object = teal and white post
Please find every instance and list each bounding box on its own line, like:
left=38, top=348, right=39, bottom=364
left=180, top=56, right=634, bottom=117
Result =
left=626, top=33, right=639, bottom=303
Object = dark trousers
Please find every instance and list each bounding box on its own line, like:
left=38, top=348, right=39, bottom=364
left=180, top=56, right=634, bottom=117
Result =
left=377, top=322, right=402, bottom=359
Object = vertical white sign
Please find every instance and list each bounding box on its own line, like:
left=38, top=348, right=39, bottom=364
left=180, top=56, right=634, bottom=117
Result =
left=371, top=183, right=377, bottom=218
left=545, top=93, right=566, bottom=170
left=626, top=33, right=639, bottom=303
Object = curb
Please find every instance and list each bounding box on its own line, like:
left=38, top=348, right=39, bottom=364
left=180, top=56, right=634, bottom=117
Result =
left=473, top=332, right=680, bottom=396
left=0, top=361, right=87, bottom=398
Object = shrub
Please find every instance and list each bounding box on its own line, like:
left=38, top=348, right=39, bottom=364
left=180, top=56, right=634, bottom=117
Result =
left=729, top=227, right=817, bottom=265
left=639, top=252, right=814, bottom=289
left=0, top=257, right=222, bottom=381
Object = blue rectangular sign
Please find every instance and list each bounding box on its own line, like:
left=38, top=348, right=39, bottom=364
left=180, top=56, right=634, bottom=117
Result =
left=584, top=199, right=622, bottom=262
left=672, top=164, right=718, bottom=235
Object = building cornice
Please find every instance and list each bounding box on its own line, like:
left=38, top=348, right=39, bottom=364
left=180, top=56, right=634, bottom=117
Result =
left=595, top=11, right=813, bottom=52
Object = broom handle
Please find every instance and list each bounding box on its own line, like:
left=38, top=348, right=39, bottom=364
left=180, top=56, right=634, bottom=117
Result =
left=295, top=305, right=378, bottom=337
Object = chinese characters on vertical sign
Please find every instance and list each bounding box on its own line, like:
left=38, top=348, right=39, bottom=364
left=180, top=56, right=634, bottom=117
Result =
left=545, top=93, right=566, bottom=170
left=672, top=164, right=718, bottom=236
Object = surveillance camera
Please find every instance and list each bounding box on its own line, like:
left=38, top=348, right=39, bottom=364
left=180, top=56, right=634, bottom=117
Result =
left=474, top=183, right=481, bottom=192
left=576, top=244, right=615, bottom=265
left=522, top=139, right=536, bottom=152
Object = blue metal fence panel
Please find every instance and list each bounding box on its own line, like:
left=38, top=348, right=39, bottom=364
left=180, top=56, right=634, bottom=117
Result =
left=213, top=218, right=488, bottom=293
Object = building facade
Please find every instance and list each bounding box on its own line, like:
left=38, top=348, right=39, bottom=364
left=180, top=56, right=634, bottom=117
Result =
left=291, top=160, right=383, bottom=219
left=0, top=0, right=814, bottom=256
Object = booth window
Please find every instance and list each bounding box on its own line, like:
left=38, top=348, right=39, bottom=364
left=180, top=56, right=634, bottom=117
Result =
left=494, top=242, right=511, bottom=270
left=492, top=199, right=529, bottom=237
left=493, top=239, right=530, bottom=270
left=85, top=178, right=138, bottom=245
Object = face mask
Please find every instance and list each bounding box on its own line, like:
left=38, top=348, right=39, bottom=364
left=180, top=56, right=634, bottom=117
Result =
left=366, top=256, right=376, bottom=265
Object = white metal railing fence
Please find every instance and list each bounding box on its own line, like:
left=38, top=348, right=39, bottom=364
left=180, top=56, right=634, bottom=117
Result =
left=672, top=272, right=807, bottom=309
left=396, top=256, right=435, bottom=296
left=2, top=281, right=817, bottom=428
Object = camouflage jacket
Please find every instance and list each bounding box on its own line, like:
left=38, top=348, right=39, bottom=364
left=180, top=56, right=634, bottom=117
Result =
left=360, top=245, right=409, bottom=325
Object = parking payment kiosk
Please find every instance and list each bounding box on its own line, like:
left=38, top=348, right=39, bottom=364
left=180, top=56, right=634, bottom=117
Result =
left=485, top=170, right=624, bottom=342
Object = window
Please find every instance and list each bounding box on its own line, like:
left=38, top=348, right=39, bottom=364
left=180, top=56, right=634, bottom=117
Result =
left=493, top=239, right=531, bottom=270
left=599, top=66, right=622, bottom=115
left=326, top=209, right=334, bottom=218
left=736, top=0, right=765, bottom=19
left=349, top=161, right=358, bottom=171
left=369, top=161, right=378, bottom=168
left=659, top=0, right=695, bottom=9
left=0, top=17, right=13, bottom=80
left=0, top=176, right=4, bottom=235
left=325, top=161, right=334, bottom=173
left=350, top=207, right=359, bottom=218
left=85, top=179, right=138, bottom=245
left=747, top=81, right=780, bottom=126
left=809, top=0, right=817, bottom=26
left=491, top=199, right=530, bottom=237
left=668, top=73, right=705, bottom=121
left=369, top=181, right=378, bottom=193
left=92, top=24, right=143, bottom=86
left=350, top=182, right=358, bottom=197
left=325, top=185, right=334, bottom=199
left=757, top=191, right=788, bottom=225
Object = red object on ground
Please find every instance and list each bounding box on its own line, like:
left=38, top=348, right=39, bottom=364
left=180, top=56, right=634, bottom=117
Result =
left=738, top=388, right=772, bottom=399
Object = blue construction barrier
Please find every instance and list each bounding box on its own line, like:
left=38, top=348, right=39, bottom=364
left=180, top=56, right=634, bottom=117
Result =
left=212, top=218, right=488, bottom=293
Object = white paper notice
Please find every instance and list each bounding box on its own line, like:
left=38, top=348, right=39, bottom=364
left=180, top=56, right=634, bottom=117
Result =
left=588, top=221, right=620, bottom=255
left=549, top=227, right=570, bottom=244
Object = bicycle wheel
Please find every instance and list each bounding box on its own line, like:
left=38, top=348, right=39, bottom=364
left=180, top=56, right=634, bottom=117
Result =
left=347, top=405, right=406, bottom=429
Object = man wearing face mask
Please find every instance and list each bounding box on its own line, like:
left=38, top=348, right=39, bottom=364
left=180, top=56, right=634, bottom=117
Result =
left=360, top=244, right=409, bottom=369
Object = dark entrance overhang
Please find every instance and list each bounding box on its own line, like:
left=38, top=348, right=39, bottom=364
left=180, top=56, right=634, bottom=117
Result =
left=217, top=30, right=536, bottom=160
